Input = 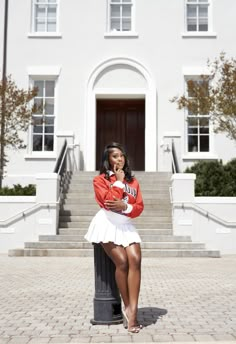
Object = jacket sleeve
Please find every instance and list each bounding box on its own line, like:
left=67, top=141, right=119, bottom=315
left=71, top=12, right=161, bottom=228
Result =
left=126, top=182, right=144, bottom=219
left=93, top=175, right=124, bottom=208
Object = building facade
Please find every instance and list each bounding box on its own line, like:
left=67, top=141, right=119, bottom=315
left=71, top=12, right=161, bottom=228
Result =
left=1, top=0, right=236, bottom=185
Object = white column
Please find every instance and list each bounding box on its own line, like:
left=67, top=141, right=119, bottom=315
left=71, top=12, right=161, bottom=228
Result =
left=171, top=173, right=196, bottom=237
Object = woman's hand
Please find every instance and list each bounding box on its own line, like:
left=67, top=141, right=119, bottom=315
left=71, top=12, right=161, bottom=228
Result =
left=114, top=164, right=125, bottom=182
left=105, top=197, right=127, bottom=212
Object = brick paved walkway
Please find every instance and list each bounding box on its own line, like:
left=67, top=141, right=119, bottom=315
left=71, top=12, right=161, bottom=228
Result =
left=0, top=255, right=236, bottom=343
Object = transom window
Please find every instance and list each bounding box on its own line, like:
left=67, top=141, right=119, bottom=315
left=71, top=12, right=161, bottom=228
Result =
left=187, top=79, right=210, bottom=152
left=32, top=0, right=58, bottom=33
left=186, top=0, right=209, bottom=32
left=32, top=80, right=55, bottom=152
left=109, top=0, right=133, bottom=32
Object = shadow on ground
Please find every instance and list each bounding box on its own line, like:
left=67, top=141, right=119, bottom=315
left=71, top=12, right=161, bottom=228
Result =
left=138, top=306, right=168, bottom=327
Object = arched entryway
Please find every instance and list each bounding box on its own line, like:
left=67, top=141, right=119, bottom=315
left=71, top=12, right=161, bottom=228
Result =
left=84, top=57, right=157, bottom=171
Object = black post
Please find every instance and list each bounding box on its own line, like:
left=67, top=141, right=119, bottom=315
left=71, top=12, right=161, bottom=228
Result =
left=0, top=0, right=9, bottom=188
left=91, top=243, right=123, bottom=325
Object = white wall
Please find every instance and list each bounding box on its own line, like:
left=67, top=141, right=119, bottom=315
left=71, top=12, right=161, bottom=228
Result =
left=2, top=0, right=236, bottom=178
left=0, top=173, right=60, bottom=253
left=171, top=174, right=236, bottom=254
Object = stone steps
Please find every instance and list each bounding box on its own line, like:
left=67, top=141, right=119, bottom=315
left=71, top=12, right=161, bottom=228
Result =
left=8, top=248, right=220, bottom=258
left=8, top=171, right=221, bottom=258
left=59, top=215, right=172, bottom=223
left=59, top=222, right=173, bottom=229
left=23, top=241, right=206, bottom=250
left=58, top=228, right=174, bottom=235
left=38, top=234, right=192, bottom=242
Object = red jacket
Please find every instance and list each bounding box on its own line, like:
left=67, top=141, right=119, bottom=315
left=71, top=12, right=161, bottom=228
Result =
left=93, top=173, right=144, bottom=219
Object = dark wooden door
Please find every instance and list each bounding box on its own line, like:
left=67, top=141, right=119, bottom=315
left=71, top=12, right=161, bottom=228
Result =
left=96, top=99, right=145, bottom=171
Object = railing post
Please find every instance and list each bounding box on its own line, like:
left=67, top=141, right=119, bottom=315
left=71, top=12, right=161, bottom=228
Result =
left=36, top=173, right=60, bottom=234
left=171, top=173, right=196, bottom=238
left=91, top=244, right=123, bottom=325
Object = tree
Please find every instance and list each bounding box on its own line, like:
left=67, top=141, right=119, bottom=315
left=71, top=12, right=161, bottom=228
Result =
left=0, top=76, right=38, bottom=188
left=171, top=52, right=236, bottom=141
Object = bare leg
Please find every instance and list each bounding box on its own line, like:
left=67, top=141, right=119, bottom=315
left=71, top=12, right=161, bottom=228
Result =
left=125, top=243, right=142, bottom=327
left=101, top=242, right=129, bottom=308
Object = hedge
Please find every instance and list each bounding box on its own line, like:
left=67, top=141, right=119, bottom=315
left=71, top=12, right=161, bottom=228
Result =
left=0, top=184, right=36, bottom=196
left=184, top=159, right=236, bottom=196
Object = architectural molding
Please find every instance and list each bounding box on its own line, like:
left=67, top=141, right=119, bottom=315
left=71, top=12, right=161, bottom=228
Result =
left=84, top=57, right=157, bottom=171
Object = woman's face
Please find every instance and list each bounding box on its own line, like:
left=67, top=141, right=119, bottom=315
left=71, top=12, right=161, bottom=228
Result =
left=109, top=148, right=125, bottom=171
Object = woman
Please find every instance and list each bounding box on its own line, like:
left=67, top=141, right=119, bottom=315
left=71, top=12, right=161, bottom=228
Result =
left=84, top=142, right=144, bottom=333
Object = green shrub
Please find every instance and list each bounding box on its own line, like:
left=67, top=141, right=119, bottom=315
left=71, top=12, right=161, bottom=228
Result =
left=185, top=159, right=236, bottom=196
left=0, top=184, right=36, bottom=196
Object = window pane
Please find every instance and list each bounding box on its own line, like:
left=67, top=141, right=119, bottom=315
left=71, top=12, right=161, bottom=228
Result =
left=188, top=117, right=198, bottom=126
left=45, top=81, right=55, bottom=97
left=188, top=136, right=198, bottom=152
left=32, top=116, right=43, bottom=125
left=34, top=99, right=44, bottom=114
left=188, top=127, right=198, bottom=134
left=111, top=0, right=121, bottom=2
left=45, top=116, right=54, bottom=125
left=45, top=126, right=54, bottom=133
left=123, top=4, right=131, bottom=16
left=34, top=81, right=44, bottom=97
left=200, top=136, right=209, bottom=151
left=188, top=118, right=198, bottom=134
left=111, top=5, right=120, bottom=17
left=45, top=99, right=54, bottom=114
left=122, top=18, right=131, bottom=31
left=48, top=5, right=57, bottom=18
left=111, top=18, right=120, bottom=31
left=187, top=17, right=197, bottom=31
left=48, top=0, right=57, bottom=3
left=199, top=5, right=208, bottom=16
left=187, top=5, right=197, bottom=17
left=122, top=0, right=131, bottom=2
left=35, top=20, right=45, bottom=32
left=33, top=135, right=43, bottom=151
left=45, top=135, right=54, bottom=151
left=36, top=5, right=46, bottom=18
left=200, top=118, right=209, bottom=133
left=199, top=18, right=208, bottom=31
left=47, top=20, right=56, bottom=32
left=188, top=24, right=197, bottom=31
left=33, top=125, right=43, bottom=133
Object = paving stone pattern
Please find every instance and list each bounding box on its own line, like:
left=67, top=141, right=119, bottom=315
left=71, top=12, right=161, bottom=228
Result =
left=0, top=255, right=236, bottom=343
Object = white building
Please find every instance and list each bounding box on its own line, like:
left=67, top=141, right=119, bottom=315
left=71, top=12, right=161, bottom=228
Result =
left=1, top=0, right=236, bottom=185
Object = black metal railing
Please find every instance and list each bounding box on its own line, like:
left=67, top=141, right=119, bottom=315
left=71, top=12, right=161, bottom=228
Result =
left=171, top=139, right=180, bottom=173
left=54, top=139, right=67, bottom=175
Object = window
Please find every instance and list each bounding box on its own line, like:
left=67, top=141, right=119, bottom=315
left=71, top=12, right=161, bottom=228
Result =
left=186, top=78, right=210, bottom=152
left=186, top=0, right=209, bottom=32
left=32, top=80, right=55, bottom=152
left=32, top=0, right=58, bottom=33
left=109, top=0, right=133, bottom=32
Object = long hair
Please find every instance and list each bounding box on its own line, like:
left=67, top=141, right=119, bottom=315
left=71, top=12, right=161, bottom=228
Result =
left=99, top=142, right=134, bottom=182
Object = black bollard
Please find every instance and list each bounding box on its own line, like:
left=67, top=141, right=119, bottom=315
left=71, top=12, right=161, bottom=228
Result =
left=91, top=243, right=123, bottom=325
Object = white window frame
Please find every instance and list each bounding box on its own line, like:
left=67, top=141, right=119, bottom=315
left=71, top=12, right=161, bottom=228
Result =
left=184, top=76, right=213, bottom=157
left=182, top=0, right=217, bottom=38
left=29, top=0, right=62, bottom=38
left=105, top=0, right=138, bottom=37
left=26, top=74, right=58, bottom=158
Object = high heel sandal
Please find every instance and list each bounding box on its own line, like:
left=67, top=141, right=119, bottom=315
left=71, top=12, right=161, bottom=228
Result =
left=122, top=310, right=141, bottom=333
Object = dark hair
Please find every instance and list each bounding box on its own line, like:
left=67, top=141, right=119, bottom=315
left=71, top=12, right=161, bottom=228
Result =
left=99, top=142, right=134, bottom=182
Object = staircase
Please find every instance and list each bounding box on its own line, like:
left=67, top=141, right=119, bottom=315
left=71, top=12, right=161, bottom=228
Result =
left=9, top=172, right=220, bottom=257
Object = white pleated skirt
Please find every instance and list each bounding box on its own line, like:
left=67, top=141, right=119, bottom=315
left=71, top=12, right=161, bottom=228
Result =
left=84, top=208, right=141, bottom=248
